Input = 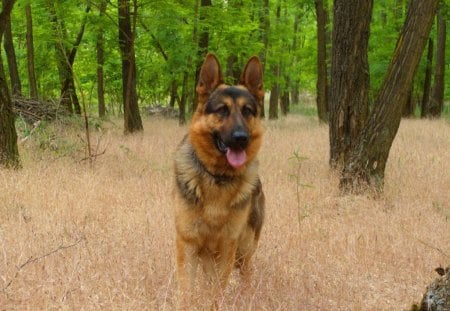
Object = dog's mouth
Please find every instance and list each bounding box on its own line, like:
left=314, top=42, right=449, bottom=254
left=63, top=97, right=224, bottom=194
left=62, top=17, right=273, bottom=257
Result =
left=213, top=134, right=247, bottom=169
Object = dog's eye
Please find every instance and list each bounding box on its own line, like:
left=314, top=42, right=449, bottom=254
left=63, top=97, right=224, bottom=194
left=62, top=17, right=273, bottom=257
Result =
left=215, top=105, right=229, bottom=117
left=241, top=106, right=255, bottom=118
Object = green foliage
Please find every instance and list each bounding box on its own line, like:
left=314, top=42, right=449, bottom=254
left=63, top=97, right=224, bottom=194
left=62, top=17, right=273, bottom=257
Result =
left=5, top=0, right=449, bottom=119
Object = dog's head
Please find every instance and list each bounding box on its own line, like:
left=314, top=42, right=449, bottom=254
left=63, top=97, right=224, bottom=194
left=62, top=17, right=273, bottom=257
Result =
left=189, top=53, right=264, bottom=176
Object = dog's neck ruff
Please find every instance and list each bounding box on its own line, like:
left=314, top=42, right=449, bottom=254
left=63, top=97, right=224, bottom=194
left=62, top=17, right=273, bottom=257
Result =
left=190, top=145, right=236, bottom=185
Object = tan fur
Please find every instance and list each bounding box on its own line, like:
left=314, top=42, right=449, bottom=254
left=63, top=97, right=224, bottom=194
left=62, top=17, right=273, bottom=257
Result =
left=174, top=54, right=265, bottom=308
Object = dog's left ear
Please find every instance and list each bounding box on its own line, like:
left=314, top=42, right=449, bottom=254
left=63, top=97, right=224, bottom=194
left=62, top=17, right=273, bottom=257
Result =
left=240, top=56, right=264, bottom=100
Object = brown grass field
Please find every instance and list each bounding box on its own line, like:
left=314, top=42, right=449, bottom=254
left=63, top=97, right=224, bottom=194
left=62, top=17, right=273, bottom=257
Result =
left=0, top=115, right=449, bottom=310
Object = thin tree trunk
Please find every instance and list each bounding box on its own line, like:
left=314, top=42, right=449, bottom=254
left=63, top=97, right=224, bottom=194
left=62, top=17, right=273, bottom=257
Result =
left=2, top=0, right=20, bottom=96
left=97, top=1, right=107, bottom=118
left=421, top=38, right=433, bottom=118
left=429, top=7, right=446, bottom=118
left=169, top=79, right=177, bottom=108
left=179, top=71, right=188, bottom=125
left=291, top=13, right=300, bottom=105
left=315, top=0, right=328, bottom=123
left=258, top=0, right=269, bottom=119
left=329, top=0, right=372, bottom=169
left=341, top=0, right=439, bottom=192
left=192, top=0, right=211, bottom=113
left=48, top=1, right=88, bottom=115
left=118, top=0, right=143, bottom=133
left=0, top=0, right=20, bottom=168
left=25, top=3, right=38, bottom=99
left=402, top=84, right=415, bottom=117
left=280, top=90, right=289, bottom=116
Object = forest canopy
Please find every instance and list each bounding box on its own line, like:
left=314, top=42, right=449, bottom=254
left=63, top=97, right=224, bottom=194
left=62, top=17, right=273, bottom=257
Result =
left=5, top=0, right=447, bottom=117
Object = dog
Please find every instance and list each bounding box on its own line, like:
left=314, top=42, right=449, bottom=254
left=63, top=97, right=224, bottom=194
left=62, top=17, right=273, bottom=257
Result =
left=174, top=53, right=265, bottom=307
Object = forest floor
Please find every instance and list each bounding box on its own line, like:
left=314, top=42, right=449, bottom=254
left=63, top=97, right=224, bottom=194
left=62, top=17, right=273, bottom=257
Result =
left=0, top=114, right=449, bottom=310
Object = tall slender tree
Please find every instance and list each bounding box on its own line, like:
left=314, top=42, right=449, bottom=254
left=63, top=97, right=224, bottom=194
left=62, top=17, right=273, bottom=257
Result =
left=192, top=0, right=211, bottom=113
left=421, top=38, right=434, bottom=118
left=2, top=0, right=20, bottom=96
left=48, top=1, right=90, bottom=114
left=97, top=0, right=107, bottom=118
left=118, top=0, right=143, bottom=133
left=25, top=2, right=38, bottom=99
left=0, top=0, right=20, bottom=168
left=429, top=6, right=446, bottom=117
left=315, top=0, right=329, bottom=123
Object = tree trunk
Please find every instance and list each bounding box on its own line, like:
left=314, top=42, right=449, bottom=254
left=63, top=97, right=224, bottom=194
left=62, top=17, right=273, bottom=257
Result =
left=421, top=38, right=433, bottom=118
left=268, top=82, right=279, bottom=120
left=315, top=0, right=328, bottom=123
left=402, top=84, right=415, bottom=117
left=2, top=0, right=20, bottom=97
left=192, top=0, right=211, bottom=113
left=341, top=0, right=439, bottom=192
left=97, top=1, right=107, bottom=118
left=25, top=3, right=38, bottom=99
left=48, top=1, right=87, bottom=115
left=329, top=0, right=372, bottom=169
left=0, top=0, right=20, bottom=168
left=169, top=79, right=178, bottom=108
left=258, top=0, right=269, bottom=119
left=429, top=8, right=446, bottom=118
left=290, top=13, right=300, bottom=106
left=118, top=0, right=143, bottom=133
left=179, top=70, right=189, bottom=125
left=280, top=90, right=289, bottom=116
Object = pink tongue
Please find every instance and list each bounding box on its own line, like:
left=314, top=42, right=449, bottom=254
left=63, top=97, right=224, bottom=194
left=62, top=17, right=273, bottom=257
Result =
left=226, top=149, right=247, bottom=168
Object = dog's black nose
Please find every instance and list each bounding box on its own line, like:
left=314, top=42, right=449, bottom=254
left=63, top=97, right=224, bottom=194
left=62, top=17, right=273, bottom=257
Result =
left=231, top=130, right=249, bottom=147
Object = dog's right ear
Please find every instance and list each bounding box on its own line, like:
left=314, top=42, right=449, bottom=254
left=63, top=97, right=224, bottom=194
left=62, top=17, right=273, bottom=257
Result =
left=196, top=53, right=223, bottom=97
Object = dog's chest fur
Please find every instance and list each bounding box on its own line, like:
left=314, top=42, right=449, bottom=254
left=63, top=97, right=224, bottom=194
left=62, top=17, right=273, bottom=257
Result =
left=174, top=136, right=259, bottom=247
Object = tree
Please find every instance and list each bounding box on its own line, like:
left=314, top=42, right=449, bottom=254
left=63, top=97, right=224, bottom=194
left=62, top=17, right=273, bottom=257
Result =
left=268, top=1, right=281, bottom=120
left=337, top=0, right=439, bottom=192
left=329, top=0, right=372, bottom=169
left=118, top=0, right=143, bottom=133
left=48, top=1, right=90, bottom=114
left=97, top=0, right=107, bottom=118
left=192, top=0, right=211, bottom=113
left=25, top=2, right=38, bottom=99
left=428, top=6, right=446, bottom=118
left=315, top=0, right=329, bottom=123
left=0, top=0, right=20, bottom=168
left=2, top=0, right=20, bottom=96
left=421, top=38, right=434, bottom=118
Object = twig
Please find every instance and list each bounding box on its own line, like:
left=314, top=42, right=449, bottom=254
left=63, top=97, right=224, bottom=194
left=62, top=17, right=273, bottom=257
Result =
left=3, top=237, right=85, bottom=292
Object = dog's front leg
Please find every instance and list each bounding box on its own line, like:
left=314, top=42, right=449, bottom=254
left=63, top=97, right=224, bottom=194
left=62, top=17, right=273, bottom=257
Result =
left=176, top=236, right=199, bottom=309
left=219, top=239, right=239, bottom=289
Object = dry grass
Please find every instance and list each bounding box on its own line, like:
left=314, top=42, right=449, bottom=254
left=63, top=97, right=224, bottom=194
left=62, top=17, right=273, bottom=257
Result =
left=1, top=115, right=449, bottom=310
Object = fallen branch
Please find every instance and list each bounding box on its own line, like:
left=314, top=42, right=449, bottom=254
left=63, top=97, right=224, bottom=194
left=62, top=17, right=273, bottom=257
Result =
left=3, top=237, right=85, bottom=292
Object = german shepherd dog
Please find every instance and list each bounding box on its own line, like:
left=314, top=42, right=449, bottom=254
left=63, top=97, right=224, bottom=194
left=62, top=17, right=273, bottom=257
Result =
left=174, top=53, right=265, bottom=306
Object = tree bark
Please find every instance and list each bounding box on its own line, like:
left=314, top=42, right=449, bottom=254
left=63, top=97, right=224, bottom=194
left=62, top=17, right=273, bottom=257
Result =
left=268, top=78, right=279, bottom=120
left=291, top=13, right=300, bottom=106
left=421, top=38, right=433, bottom=118
left=341, top=0, right=439, bottom=192
left=192, top=0, right=211, bottom=113
left=97, top=1, right=107, bottom=118
left=329, top=0, right=372, bottom=169
left=315, top=0, right=328, bottom=123
left=25, top=3, right=38, bottom=99
left=258, top=0, right=269, bottom=119
left=429, top=7, right=446, bottom=118
left=0, top=0, right=20, bottom=168
left=2, top=0, right=20, bottom=96
left=48, top=1, right=88, bottom=115
left=118, top=0, right=143, bottom=133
